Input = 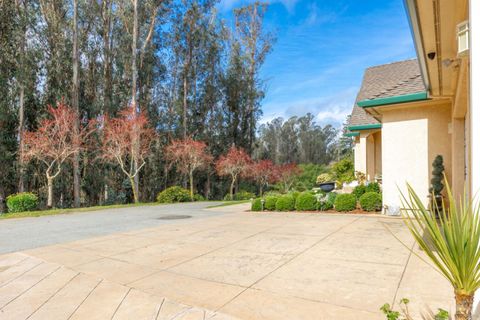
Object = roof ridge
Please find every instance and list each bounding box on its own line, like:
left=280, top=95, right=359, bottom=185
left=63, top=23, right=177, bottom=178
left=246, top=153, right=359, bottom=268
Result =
left=365, top=58, right=418, bottom=70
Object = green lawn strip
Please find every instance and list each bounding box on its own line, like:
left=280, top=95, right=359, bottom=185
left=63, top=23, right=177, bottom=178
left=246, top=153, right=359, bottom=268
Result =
left=0, top=202, right=161, bottom=220
left=206, top=200, right=251, bottom=208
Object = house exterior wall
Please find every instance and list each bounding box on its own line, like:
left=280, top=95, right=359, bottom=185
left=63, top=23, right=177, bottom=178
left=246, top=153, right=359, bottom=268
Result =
left=353, top=131, right=382, bottom=182
left=381, top=102, right=452, bottom=214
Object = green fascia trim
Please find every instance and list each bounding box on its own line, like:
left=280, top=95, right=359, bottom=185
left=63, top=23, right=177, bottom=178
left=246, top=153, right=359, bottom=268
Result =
left=357, top=92, right=428, bottom=108
left=344, top=132, right=360, bottom=137
left=347, top=123, right=382, bottom=131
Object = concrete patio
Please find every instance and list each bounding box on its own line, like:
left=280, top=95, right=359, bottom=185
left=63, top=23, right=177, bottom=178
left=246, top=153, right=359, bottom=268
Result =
left=0, top=204, right=454, bottom=319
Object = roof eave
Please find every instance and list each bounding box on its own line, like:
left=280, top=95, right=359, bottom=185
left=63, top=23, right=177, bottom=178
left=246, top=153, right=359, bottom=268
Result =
left=357, top=91, right=428, bottom=108
left=403, top=0, right=430, bottom=92
left=347, top=123, right=382, bottom=131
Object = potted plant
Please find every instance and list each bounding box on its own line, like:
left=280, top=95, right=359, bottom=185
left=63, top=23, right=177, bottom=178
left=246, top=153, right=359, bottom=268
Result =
left=429, top=155, right=445, bottom=216
left=316, top=173, right=335, bottom=193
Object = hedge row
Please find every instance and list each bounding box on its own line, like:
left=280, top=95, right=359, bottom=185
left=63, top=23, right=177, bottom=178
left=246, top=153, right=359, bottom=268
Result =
left=251, top=190, right=382, bottom=213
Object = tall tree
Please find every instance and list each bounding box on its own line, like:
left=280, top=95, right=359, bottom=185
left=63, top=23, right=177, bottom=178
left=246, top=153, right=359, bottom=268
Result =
left=72, top=0, right=81, bottom=207
left=234, top=1, right=273, bottom=151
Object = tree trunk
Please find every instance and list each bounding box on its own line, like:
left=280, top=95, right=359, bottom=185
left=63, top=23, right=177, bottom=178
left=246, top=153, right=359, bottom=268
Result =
left=455, top=292, right=473, bottom=320
left=18, top=84, right=25, bottom=193
left=189, top=171, right=194, bottom=201
left=17, top=0, right=26, bottom=193
left=259, top=184, right=263, bottom=197
left=229, top=176, right=236, bottom=200
left=131, top=0, right=140, bottom=200
left=129, top=176, right=139, bottom=203
left=102, top=0, right=112, bottom=114
left=47, top=177, right=54, bottom=208
left=183, top=67, right=188, bottom=138
left=72, top=0, right=81, bottom=208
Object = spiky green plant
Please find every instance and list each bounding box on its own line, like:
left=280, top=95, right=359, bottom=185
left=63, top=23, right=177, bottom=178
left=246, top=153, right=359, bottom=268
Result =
left=400, top=180, right=480, bottom=320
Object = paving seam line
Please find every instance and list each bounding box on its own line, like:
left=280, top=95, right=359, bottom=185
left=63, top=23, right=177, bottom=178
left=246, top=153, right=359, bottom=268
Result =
left=214, top=216, right=363, bottom=312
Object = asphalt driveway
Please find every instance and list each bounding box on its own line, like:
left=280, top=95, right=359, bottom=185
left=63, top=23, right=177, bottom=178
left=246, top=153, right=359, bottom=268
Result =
left=0, top=202, right=227, bottom=254
left=0, top=204, right=454, bottom=319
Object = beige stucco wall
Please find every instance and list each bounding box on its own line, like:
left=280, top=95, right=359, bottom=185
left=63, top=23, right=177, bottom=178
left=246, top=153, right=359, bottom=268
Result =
left=353, top=130, right=382, bottom=182
left=381, top=102, right=452, bottom=213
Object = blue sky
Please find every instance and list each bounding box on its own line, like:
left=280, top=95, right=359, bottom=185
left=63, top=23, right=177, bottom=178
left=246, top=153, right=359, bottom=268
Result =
left=219, top=0, right=416, bottom=127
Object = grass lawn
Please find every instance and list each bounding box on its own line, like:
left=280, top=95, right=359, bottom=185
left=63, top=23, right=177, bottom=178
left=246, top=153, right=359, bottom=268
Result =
left=0, top=202, right=161, bottom=220
left=206, top=200, right=251, bottom=208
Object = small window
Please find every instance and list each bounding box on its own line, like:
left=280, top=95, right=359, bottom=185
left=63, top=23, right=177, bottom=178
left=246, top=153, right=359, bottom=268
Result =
left=457, top=21, right=469, bottom=55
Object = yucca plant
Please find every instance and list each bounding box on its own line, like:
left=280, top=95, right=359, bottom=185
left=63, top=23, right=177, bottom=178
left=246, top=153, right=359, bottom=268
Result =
left=400, top=180, right=480, bottom=320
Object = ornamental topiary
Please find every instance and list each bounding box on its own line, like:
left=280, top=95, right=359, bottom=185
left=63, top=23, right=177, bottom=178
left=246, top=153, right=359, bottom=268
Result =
left=359, top=192, right=382, bottom=212
left=352, top=184, right=367, bottom=199
left=295, top=192, right=317, bottom=211
left=366, top=182, right=381, bottom=194
left=156, top=186, right=191, bottom=203
left=334, top=193, right=357, bottom=212
left=251, top=198, right=262, bottom=211
left=264, top=196, right=279, bottom=211
left=429, top=155, right=445, bottom=196
left=275, top=195, right=295, bottom=211
left=6, top=192, right=39, bottom=213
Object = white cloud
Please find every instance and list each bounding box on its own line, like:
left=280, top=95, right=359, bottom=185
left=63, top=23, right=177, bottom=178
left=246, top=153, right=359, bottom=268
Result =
left=261, top=87, right=357, bottom=127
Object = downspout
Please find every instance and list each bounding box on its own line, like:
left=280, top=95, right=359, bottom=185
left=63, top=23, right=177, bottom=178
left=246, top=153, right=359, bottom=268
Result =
left=403, top=0, right=431, bottom=93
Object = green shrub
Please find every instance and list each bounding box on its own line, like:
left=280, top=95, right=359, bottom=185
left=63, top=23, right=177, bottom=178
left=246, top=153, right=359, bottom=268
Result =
left=334, top=193, right=357, bottom=212
left=156, top=186, right=191, bottom=203
left=6, top=192, right=38, bottom=213
left=317, top=192, right=337, bottom=211
left=295, top=192, right=317, bottom=211
left=193, top=194, right=205, bottom=201
left=265, top=196, right=279, bottom=211
left=332, top=158, right=355, bottom=185
left=224, top=190, right=255, bottom=201
left=275, top=195, right=295, bottom=211
left=366, top=182, right=381, bottom=194
left=251, top=198, right=262, bottom=211
left=289, top=191, right=300, bottom=200
left=352, top=184, right=367, bottom=199
left=359, top=192, right=382, bottom=211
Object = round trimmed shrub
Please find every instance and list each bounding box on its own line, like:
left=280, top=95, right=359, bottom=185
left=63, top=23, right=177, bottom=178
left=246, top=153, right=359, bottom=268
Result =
left=275, top=195, right=295, bottom=211
left=6, top=192, right=38, bottom=213
left=156, top=186, right=191, bottom=203
left=359, top=192, right=382, bottom=211
left=264, top=196, right=279, bottom=211
left=295, top=192, right=317, bottom=211
left=251, top=198, right=262, bottom=211
left=352, top=184, right=366, bottom=199
left=366, top=182, right=381, bottom=194
left=334, top=193, right=357, bottom=212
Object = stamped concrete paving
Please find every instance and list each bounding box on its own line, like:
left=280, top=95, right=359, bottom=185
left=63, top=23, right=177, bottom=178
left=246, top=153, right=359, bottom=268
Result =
left=0, top=204, right=455, bottom=319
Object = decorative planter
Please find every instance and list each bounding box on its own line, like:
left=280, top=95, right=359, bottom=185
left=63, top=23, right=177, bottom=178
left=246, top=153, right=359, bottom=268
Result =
left=318, top=182, right=335, bottom=193
left=428, top=194, right=444, bottom=217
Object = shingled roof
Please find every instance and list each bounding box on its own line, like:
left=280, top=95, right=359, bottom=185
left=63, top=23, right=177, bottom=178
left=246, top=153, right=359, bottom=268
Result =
left=348, top=59, right=426, bottom=128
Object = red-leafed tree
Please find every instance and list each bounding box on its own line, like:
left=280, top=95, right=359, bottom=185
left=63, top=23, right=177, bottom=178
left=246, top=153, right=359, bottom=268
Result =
left=277, top=163, right=302, bottom=193
left=101, top=107, right=155, bottom=203
left=248, top=160, right=278, bottom=197
left=22, top=102, right=95, bottom=208
left=216, top=146, right=252, bottom=200
left=165, top=138, right=213, bottom=200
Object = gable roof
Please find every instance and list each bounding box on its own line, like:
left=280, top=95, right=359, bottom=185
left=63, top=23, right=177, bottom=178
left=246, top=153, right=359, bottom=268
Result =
left=348, top=59, right=426, bottom=128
